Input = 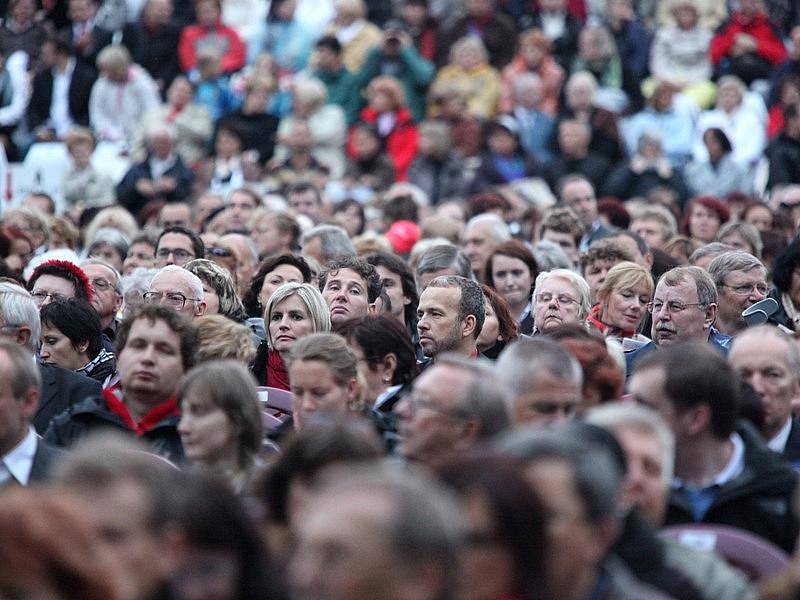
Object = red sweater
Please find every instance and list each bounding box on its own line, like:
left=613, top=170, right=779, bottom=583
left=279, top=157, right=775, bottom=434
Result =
left=710, top=12, right=787, bottom=66
left=178, top=21, right=246, bottom=74
left=351, top=107, right=418, bottom=181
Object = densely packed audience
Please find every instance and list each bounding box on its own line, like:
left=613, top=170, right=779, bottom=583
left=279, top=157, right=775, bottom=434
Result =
left=7, top=0, right=800, bottom=598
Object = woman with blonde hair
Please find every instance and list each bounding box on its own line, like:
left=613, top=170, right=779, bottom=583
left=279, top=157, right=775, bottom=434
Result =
left=252, top=282, right=331, bottom=390
left=430, top=36, right=500, bottom=119
left=195, top=315, right=256, bottom=364
left=586, top=261, right=653, bottom=345
left=287, top=332, right=361, bottom=430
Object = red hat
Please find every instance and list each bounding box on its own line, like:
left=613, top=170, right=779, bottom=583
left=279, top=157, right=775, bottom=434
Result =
left=385, top=220, right=420, bottom=254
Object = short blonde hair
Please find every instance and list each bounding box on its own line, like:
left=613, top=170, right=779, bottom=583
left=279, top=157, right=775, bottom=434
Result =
left=194, top=314, right=256, bottom=364
left=83, top=207, right=139, bottom=244
left=596, top=261, right=654, bottom=307
left=96, top=45, right=131, bottom=79
left=64, top=127, right=96, bottom=153
left=264, top=282, right=331, bottom=349
left=449, top=36, right=488, bottom=65
left=292, top=77, right=328, bottom=109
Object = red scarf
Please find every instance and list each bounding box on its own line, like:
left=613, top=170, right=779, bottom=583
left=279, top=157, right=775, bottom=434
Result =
left=104, top=385, right=179, bottom=436
left=266, top=350, right=290, bottom=391
left=586, top=303, right=635, bottom=339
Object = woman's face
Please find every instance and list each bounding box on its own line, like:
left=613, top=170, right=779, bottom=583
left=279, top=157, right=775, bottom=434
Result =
left=703, top=131, right=724, bottom=161
left=719, top=231, right=754, bottom=254
left=368, top=90, right=393, bottom=113
left=200, top=277, right=221, bottom=314
left=674, top=4, right=698, bottom=29
left=349, top=340, right=392, bottom=405
left=289, top=359, right=355, bottom=430
left=351, top=127, right=381, bottom=159
left=744, top=206, right=773, bottom=232
left=268, top=294, right=314, bottom=354
left=455, top=44, right=482, bottom=70
left=178, top=385, right=237, bottom=465
left=259, top=264, right=304, bottom=306
left=333, top=204, right=364, bottom=238
left=168, top=78, right=193, bottom=107
left=689, top=203, right=722, bottom=242
left=520, top=41, right=545, bottom=68
left=603, top=280, right=651, bottom=332
left=477, top=296, right=501, bottom=351
left=491, top=255, right=532, bottom=311
left=533, top=276, right=583, bottom=332
left=40, top=324, right=88, bottom=370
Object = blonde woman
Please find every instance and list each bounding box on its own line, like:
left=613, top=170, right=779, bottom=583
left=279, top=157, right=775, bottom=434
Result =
left=430, top=37, right=500, bottom=119
left=195, top=315, right=257, bottom=365
left=586, top=261, right=653, bottom=347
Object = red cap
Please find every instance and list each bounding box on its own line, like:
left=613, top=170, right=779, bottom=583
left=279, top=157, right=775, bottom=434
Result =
left=385, top=220, right=420, bottom=254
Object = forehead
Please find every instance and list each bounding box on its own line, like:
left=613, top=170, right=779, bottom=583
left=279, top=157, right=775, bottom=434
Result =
left=731, top=333, right=793, bottom=368
left=614, top=426, right=665, bottom=462
left=465, top=221, right=495, bottom=238
left=722, top=266, right=766, bottom=282
left=272, top=293, right=307, bottom=312
left=420, top=285, right=460, bottom=308
left=229, top=191, right=257, bottom=207
left=33, top=274, right=76, bottom=293
left=654, top=277, right=696, bottom=300
left=125, top=317, right=180, bottom=346
left=540, top=275, right=578, bottom=294
left=327, top=268, right=367, bottom=286
left=375, top=265, right=402, bottom=282
left=492, top=254, right=527, bottom=270
left=151, top=271, right=192, bottom=293
left=416, top=364, right=469, bottom=399
left=83, top=263, right=117, bottom=281
left=562, top=180, right=593, bottom=200
left=158, top=232, right=193, bottom=249
left=632, top=218, right=662, bottom=230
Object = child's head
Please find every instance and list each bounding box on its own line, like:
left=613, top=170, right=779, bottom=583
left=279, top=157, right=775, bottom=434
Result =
left=64, top=127, right=96, bottom=168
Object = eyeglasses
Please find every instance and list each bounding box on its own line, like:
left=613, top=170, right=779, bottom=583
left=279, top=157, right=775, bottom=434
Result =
left=156, top=248, right=194, bottom=260
left=206, top=246, right=233, bottom=258
left=31, top=291, right=66, bottom=306
left=143, top=291, right=201, bottom=308
left=646, top=301, right=706, bottom=314
left=404, top=394, right=467, bottom=419
left=721, top=283, right=769, bottom=296
left=91, top=278, right=119, bottom=293
left=0, top=324, right=20, bottom=335
left=535, top=292, right=579, bottom=306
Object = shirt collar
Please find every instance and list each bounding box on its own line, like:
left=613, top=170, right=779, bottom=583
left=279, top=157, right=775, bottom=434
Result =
left=768, top=417, right=793, bottom=454
left=3, top=427, right=38, bottom=486
left=673, top=432, right=745, bottom=490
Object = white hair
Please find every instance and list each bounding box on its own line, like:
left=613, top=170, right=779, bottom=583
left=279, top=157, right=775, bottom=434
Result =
left=23, top=248, right=81, bottom=282
left=465, top=213, right=511, bottom=244
left=150, top=265, right=203, bottom=299
left=532, top=268, right=592, bottom=319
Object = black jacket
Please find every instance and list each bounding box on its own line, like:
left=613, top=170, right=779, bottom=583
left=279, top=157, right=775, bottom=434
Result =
left=34, top=363, right=102, bottom=435
left=115, top=155, right=195, bottom=218
left=767, top=132, right=800, bottom=189
left=44, top=394, right=184, bottom=463
left=121, top=21, right=181, bottom=91
left=27, top=61, right=97, bottom=132
left=665, top=423, right=799, bottom=553
left=779, top=417, right=800, bottom=470
left=437, top=13, right=518, bottom=69
left=28, top=438, right=63, bottom=484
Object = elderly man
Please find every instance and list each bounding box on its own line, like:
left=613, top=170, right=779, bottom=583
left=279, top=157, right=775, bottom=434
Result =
left=290, top=465, right=460, bottom=600
left=531, top=268, right=591, bottom=334
left=116, top=123, right=194, bottom=218
left=45, top=304, right=196, bottom=461
left=415, top=244, right=473, bottom=291
left=707, top=251, right=768, bottom=336
left=81, top=258, right=123, bottom=340
left=416, top=276, right=485, bottom=361
left=559, top=173, right=615, bottom=250
left=630, top=206, right=678, bottom=251
left=395, top=354, right=509, bottom=467
left=496, top=337, right=583, bottom=427
left=145, top=265, right=207, bottom=319
left=625, top=266, right=730, bottom=378
left=155, top=226, right=205, bottom=268
left=629, top=342, right=799, bottom=552
left=319, top=256, right=382, bottom=329
left=301, top=224, right=356, bottom=267
left=461, top=213, right=511, bottom=280
left=730, top=326, right=800, bottom=467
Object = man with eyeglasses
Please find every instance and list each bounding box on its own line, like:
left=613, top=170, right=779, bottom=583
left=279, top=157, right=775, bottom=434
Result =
left=531, top=268, right=591, bottom=334
left=707, top=251, right=768, bottom=336
left=625, top=266, right=730, bottom=379
left=145, top=265, right=206, bottom=319
left=81, top=258, right=123, bottom=341
left=154, top=225, right=205, bottom=268
left=394, top=354, right=509, bottom=466
left=28, top=259, right=94, bottom=308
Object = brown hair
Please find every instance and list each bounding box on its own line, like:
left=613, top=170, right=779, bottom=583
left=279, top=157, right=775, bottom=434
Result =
left=484, top=240, right=540, bottom=291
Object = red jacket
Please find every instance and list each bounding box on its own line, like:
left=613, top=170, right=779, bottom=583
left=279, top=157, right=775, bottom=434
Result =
left=351, top=107, right=419, bottom=181
left=710, top=12, right=787, bottom=66
left=178, top=21, right=246, bottom=74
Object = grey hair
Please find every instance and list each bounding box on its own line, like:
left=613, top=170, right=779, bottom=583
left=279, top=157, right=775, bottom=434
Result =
left=426, top=276, right=486, bottom=340
left=585, top=403, right=675, bottom=484
left=0, top=282, right=40, bottom=353
left=0, top=340, right=41, bottom=398
left=265, top=282, right=332, bottom=349
left=449, top=35, right=488, bottom=64
left=415, top=244, right=473, bottom=284
left=707, top=250, right=766, bottom=290
left=496, top=337, right=583, bottom=403
left=532, top=268, right=592, bottom=319
left=150, top=265, right=204, bottom=300
left=531, top=240, right=573, bottom=271
left=732, top=325, right=800, bottom=377
left=86, top=227, right=130, bottom=262
left=434, top=353, right=510, bottom=439
left=633, top=206, right=677, bottom=239
left=301, top=225, right=356, bottom=265
left=687, top=242, right=736, bottom=266
left=716, top=222, right=763, bottom=259
left=81, top=257, right=122, bottom=292
left=121, top=267, right=158, bottom=299
left=658, top=266, right=718, bottom=306
left=465, top=213, right=511, bottom=244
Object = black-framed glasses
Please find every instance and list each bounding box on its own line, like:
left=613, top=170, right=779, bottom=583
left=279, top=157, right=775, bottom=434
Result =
left=143, top=291, right=200, bottom=309
left=646, top=301, right=706, bottom=314
left=156, top=248, right=194, bottom=260
left=31, top=291, right=66, bottom=306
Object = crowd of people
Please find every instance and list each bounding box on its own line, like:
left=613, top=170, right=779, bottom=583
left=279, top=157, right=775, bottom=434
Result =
left=5, top=0, right=800, bottom=598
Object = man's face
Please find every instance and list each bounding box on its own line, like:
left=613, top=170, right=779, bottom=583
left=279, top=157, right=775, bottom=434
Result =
left=417, top=286, right=465, bottom=357
left=614, top=426, right=669, bottom=527
left=31, top=274, right=77, bottom=307
left=629, top=366, right=676, bottom=431
left=395, top=364, right=472, bottom=464
left=0, top=352, right=37, bottom=456
left=158, top=204, right=192, bottom=230
left=291, top=488, right=405, bottom=600
left=716, top=267, right=767, bottom=333
left=462, top=222, right=501, bottom=274
left=83, top=263, right=122, bottom=324
left=541, top=229, right=578, bottom=265
left=254, top=215, right=287, bottom=258
left=533, top=276, right=582, bottom=332
left=118, top=318, right=185, bottom=402
left=147, top=271, right=206, bottom=319
left=730, top=334, right=800, bottom=440
left=561, top=180, right=597, bottom=227
left=511, top=370, right=581, bottom=427
left=68, top=0, right=94, bottom=21
left=375, top=265, right=408, bottom=322
left=584, top=259, right=616, bottom=303
left=124, top=242, right=156, bottom=275
left=631, top=218, right=667, bottom=250
left=650, top=278, right=714, bottom=346
left=289, top=190, right=321, bottom=222
left=227, top=191, right=258, bottom=231
left=155, top=232, right=196, bottom=267
left=322, top=268, right=371, bottom=326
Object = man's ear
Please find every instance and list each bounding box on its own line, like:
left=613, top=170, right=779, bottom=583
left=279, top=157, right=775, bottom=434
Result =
left=15, top=326, right=31, bottom=349
left=21, top=386, right=40, bottom=420
left=113, top=292, right=123, bottom=313
left=195, top=301, right=207, bottom=317
left=367, top=302, right=377, bottom=315
left=704, top=303, right=717, bottom=329
left=461, top=314, right=477, bottom=339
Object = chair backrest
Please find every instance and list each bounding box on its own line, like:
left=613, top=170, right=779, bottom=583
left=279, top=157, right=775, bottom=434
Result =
left=257, top=386, right=293, bottom=414
left=261, top=411, right=285, bottom=432
left=661, top=524, right=790, bottom=581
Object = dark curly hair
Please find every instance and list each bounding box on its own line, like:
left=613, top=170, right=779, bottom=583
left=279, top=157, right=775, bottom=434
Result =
left=319, top=255, right=383, bottom=303
left=243, top=253, right=313, bottom=317
left=40, top=298, right=103, bottom=360
left=365, top=252, right=419, bottom=327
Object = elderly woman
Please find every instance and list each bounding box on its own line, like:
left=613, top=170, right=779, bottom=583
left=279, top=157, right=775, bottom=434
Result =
left=431, top=37, right=500, bottom=120
left=86, top=228, right=129, bottom=273
left=195, top=314, right=257, bottom=364
left=484, top=240, right=539, bottom=335
left=532, top=268, right=591, bottom=334
left=39, top=298, right=116, bottom=383
left=89, top=45, right=160, bottom=148
left=586, top=261, right=653, bottom=346
left=120, top=267, right=157, bottom=317
left=325, top=0, right=382, bottom=72
left=276, top=77, right=347, bottom=178
left=185, top=259, right=248, bottom=322
left=716, top=222, right=763, bottom=259
left=252, top=282, right=331, bottom=389
left=178, top=360, right=264, bottom=494
left=287, top=332, right=361, bottom=430
left=62, top=127, right=115, bottom=210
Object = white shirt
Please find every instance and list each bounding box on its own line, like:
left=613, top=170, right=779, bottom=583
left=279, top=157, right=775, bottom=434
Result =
left=673, top=432, right=745, bottom=490
left=0, top=427, right=37, bottom=487
left=49, top=58, right=76, bottom=138
left=768, top=417, right=793, bottom=454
